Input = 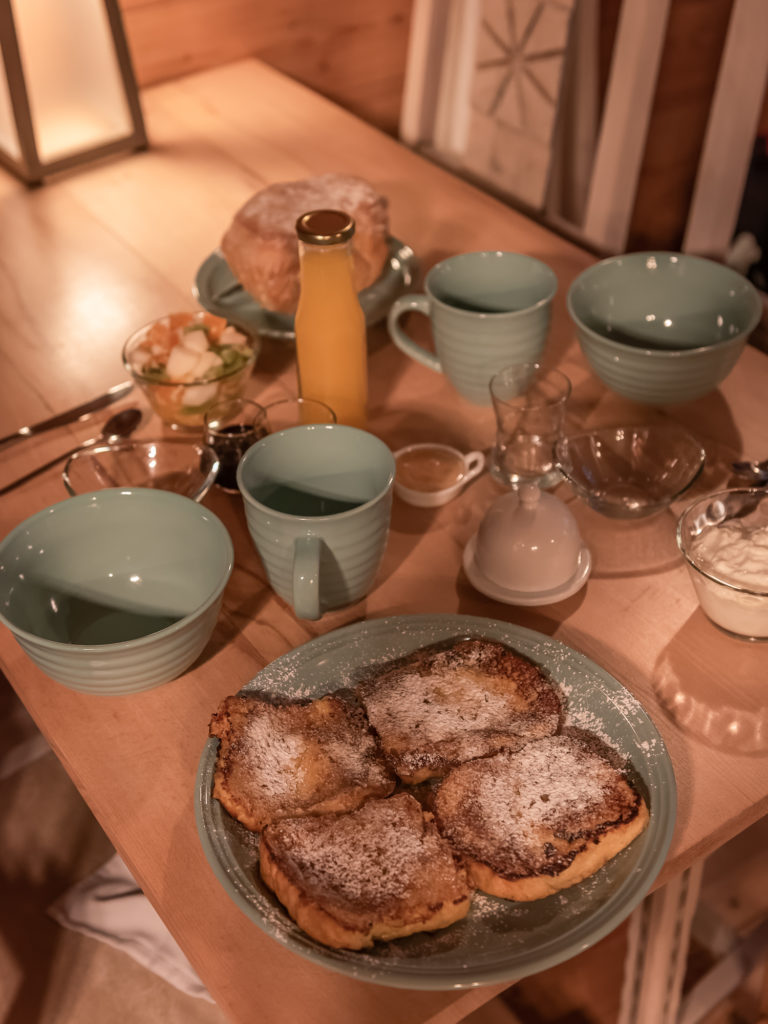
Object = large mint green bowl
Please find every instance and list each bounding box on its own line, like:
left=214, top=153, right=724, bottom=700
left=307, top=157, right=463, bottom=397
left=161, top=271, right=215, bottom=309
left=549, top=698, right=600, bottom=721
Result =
left=567, top=252, right=762, bottom=404
left=0, top=489, right=233, bottom=694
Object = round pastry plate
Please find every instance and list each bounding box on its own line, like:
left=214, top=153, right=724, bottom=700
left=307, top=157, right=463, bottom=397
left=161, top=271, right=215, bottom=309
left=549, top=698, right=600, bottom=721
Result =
left=463, top=534, right=592, bottom=606
left=193, top=236, right=416, bottom=340
left=195, top=613, right=676, bottom=991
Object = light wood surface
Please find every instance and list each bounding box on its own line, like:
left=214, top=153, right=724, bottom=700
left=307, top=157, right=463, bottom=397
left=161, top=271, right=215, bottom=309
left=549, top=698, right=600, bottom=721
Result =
left=120, top=0, right=414, bottom=136
left=1, top=58, right=767, bottom=1024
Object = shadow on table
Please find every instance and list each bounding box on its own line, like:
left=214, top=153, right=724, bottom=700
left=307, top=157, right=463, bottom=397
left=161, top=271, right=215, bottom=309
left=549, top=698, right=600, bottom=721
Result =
left=651, top=610, right=768, bottom=755
left=567, top=502, right=683, bottom=580
left=565, top=374, right=743, bottom=461
left=454, top=567, right=589, bottom=637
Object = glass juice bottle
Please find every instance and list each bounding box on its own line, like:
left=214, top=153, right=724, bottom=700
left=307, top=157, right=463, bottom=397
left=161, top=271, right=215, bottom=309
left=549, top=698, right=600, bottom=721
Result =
left=294, top=209, right=368, bottom=429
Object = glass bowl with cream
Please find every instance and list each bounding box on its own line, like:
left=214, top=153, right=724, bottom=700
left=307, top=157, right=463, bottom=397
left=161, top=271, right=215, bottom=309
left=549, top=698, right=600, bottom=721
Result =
left=677, top=488, right=768, bottom=640
left=393, top=443, right=485, bottom=507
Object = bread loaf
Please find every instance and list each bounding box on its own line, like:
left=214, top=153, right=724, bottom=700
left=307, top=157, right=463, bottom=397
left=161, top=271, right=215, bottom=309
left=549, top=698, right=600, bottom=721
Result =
left=220, top=173, right=390, bottom=313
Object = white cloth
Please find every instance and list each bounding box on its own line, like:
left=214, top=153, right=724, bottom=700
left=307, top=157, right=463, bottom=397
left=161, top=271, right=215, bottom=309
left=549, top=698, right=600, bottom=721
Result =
left=48, top=853, right=213, bottom=1002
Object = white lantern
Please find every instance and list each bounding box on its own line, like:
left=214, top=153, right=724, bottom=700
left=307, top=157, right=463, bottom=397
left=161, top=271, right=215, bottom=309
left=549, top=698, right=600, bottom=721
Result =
left=0, top=0, right=147, bottom=184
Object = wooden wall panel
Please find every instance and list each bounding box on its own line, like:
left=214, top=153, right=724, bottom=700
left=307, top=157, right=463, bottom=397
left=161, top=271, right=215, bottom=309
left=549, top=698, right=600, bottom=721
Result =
left=118, top=0, right=764, bottom=252
left=119, top=0, right=414, bottom=137
left=627, top=0, right=735, bottom=251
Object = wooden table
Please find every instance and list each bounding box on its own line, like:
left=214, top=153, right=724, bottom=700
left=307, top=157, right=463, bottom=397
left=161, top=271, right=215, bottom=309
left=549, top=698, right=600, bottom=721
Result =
left=1, top=58, right=767, bottom=1024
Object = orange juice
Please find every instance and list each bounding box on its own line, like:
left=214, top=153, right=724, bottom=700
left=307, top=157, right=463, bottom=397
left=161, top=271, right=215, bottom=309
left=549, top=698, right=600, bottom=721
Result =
left=294, top=210, right=368, bottom=429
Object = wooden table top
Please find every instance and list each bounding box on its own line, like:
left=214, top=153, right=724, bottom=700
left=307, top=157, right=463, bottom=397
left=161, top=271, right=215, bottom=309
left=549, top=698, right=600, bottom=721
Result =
left=1, top=58, right=767, bottom=1024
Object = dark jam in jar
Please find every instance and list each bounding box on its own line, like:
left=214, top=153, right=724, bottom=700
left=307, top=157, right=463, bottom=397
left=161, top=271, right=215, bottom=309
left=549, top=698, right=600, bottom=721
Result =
left=211, top=423, right=266, bottom=493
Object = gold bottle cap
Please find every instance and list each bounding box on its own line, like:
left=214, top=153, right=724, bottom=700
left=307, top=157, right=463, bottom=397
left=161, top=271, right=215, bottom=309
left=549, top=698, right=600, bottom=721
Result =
left=296, top=209, right=355, bottom=244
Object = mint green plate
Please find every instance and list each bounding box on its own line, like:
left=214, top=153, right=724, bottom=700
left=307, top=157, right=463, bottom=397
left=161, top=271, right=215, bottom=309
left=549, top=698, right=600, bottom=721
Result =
left=195, top=614, right=676, bottom=990
left=193, top=237, right=416, bottom=341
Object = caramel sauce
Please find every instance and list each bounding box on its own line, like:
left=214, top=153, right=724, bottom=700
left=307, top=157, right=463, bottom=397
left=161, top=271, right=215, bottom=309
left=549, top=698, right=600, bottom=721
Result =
left=396, top=447, right=465, bottom=492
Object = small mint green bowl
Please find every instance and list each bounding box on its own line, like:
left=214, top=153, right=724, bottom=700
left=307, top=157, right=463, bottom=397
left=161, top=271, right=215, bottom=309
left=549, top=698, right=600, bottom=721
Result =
left=567, top=252, right=762, bottom=404
left=0, top=488, right=233, bottom=694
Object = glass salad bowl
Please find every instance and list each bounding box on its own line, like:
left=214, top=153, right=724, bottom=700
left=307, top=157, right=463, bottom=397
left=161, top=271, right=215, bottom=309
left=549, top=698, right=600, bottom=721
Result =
left=122, top=311, right=259, bottom=429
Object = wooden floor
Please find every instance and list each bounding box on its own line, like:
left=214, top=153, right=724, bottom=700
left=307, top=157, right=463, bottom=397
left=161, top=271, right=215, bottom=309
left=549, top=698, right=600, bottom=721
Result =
left=1, top=673, right=766, bottom=1024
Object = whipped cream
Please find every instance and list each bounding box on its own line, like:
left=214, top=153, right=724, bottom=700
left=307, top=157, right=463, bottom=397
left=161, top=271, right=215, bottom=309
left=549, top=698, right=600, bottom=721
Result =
left=692, top=522, right=768, bottom=589
left=688, top=522, right=768, bottom=637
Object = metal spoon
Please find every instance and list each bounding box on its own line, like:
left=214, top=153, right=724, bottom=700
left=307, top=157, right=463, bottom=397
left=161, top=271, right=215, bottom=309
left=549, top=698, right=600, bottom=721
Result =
left=0, top=407, right=143, bottom=496
left=731, top=459, right=768, bottom=486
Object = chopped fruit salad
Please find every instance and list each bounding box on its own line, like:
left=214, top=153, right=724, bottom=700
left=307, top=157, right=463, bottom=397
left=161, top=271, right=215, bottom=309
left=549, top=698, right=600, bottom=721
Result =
left=123, top=312, right=256, bottom=428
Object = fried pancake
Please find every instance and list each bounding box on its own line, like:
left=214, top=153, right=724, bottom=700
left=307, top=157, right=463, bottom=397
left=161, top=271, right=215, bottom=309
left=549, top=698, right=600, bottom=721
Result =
left=259, top=793, right=472, bottom=949
left=209, top=693, right=395, bottom=832
left=356, top=638, right=562, bottom=784
left=433, top=732, right=649, bottom=901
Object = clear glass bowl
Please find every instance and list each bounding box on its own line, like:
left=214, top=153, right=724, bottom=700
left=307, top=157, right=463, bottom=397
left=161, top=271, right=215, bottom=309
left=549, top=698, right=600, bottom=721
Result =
left=555, top=424, right=705, bottom=518
left=63, top=438, right=219, bottom=503
left=122, top=311, right=258, bottom=429
left=677, top=488, right=768, bottom=640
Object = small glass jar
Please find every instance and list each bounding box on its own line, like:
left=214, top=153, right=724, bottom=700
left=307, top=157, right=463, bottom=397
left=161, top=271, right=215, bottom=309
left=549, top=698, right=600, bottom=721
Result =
left=204, top=398, right=268, bottom=493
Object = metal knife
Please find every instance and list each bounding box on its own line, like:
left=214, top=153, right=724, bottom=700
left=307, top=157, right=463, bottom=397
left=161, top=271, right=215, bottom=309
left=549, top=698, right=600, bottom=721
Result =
left=0, top=380, right=134, bottom=451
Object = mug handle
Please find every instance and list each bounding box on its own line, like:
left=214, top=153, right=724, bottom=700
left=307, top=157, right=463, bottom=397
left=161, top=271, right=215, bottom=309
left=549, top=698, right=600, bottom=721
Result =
left=293, top=535, right=322, bottom=620
left=462, top=451, right=486, bottom=484
left=386, top=294, right=443, bottom=374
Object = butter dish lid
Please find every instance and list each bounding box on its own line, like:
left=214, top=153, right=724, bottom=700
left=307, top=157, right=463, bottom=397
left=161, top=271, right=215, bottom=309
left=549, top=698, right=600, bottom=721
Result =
left=466, top=483, right=591, bottom=602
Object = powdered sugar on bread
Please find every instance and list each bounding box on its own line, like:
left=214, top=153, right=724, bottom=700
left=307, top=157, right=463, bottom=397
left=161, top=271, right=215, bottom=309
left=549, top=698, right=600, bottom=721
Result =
left=209, top=693, right=395, bottom=832
left=433, top=733, right=649, bottom=900
left=259, top=793, right=471, bottom=948
left=357, top=638, right=562, bottom=783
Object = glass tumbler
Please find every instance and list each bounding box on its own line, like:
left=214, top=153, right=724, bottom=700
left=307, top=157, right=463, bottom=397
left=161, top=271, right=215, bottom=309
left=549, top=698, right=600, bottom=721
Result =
left=204, top=398, right=269, bottom=493
left=263, top=397, right=337, bottom=432
left=489, top=363, right=571, bottom=489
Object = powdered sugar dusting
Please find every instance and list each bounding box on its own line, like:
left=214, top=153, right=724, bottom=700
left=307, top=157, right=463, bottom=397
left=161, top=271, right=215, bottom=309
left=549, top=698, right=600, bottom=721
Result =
left=434, top=733, right=642, bottom=878
left=357, top=638, right=561, bottom=777
left=240, top=712, right=305, bottom=802
left=236, top=173, right=384, bottom=234
left=264, top=794, right=468, bottom=912
left=365, top=670, right=537, bottom=743
left=474, top=739, right=613, bottom=851
left=211, top=695, right=393, bottom=829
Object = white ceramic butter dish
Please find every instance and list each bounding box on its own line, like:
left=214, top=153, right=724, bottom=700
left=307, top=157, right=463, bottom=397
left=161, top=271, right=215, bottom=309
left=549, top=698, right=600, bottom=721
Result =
left=464, top=482, right=591, bottom=605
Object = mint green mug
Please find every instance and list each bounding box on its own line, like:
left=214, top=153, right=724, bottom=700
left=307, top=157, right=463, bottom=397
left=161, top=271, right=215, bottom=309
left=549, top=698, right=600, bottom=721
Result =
left=387, top=251, right=557, bottom=405
left=237, top=424, right=394, bottom=620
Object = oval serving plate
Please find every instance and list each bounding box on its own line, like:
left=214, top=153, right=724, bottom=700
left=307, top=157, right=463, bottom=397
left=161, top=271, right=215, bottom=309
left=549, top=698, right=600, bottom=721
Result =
left=195, top=613, right=676, bottom=990
left=193, top=236, right=417, bottom=341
